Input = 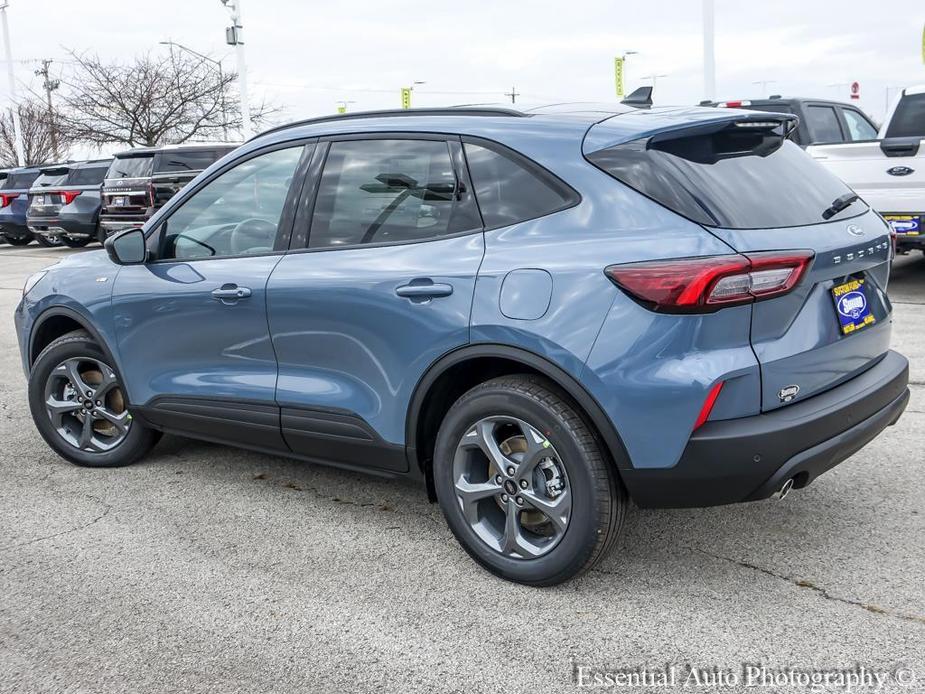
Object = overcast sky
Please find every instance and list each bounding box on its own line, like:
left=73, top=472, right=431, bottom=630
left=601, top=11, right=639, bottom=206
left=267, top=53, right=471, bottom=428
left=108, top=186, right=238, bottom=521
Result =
left=3, top=0, right=924, bottom=154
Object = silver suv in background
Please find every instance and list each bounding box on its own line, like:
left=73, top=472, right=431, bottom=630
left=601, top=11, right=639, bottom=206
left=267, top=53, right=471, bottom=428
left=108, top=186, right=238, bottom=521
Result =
left=26, top=159, right=112, bottom=248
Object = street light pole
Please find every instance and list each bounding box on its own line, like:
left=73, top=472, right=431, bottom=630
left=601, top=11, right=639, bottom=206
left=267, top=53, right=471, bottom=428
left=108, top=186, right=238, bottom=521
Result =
left=0, top=1, right=24, bottom=166
left=752, top=80, right=776, bottom=97
left=222, top=0, right=251, bottom=139
left=160, top=41, right=228, bottom=141
left=641, top=73, right=667, bottom=93
left=702, top=0, right=716, bottom=101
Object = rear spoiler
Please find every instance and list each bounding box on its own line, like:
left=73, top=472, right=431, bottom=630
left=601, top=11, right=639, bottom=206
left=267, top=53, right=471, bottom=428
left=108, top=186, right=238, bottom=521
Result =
left=38, top=166, right=70, bottom=176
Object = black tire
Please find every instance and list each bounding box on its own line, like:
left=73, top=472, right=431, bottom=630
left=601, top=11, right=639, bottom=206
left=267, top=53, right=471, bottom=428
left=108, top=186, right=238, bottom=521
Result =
left=4, top=235, right=32, bottom=246
left=28, top=331, right=160, bottom=467
left=433, top=374, right=626, bottom=586
left=61, top=235, right=91, bottom=248
left=34, top=234, right=63, bottom=248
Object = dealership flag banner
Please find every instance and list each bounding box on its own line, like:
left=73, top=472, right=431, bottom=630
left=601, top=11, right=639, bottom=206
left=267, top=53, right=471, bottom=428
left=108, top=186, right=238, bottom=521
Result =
left=401, top=87, right=412, bottom=109
left=614, top=57, right=625, bottom=98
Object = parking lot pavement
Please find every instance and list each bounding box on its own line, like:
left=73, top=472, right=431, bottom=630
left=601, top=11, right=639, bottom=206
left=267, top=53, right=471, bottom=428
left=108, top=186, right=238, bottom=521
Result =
left=0, top=245, right=922, bottom=694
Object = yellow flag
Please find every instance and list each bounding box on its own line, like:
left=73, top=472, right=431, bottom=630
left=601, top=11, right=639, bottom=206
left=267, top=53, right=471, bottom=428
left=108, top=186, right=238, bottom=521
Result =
left=401, top=87, right=412, bottom=109
left=614, top=57, right=625, bottom=98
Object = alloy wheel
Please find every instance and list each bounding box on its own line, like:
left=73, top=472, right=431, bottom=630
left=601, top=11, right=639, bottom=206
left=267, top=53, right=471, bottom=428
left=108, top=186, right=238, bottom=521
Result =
left=43, top=356, right=131, bottom=452
left=452, top=416, right=571, bottom=559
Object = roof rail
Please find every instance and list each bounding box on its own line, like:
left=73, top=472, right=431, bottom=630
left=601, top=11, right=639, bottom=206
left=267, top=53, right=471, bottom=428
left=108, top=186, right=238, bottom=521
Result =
left=249, top=107, right=527, bottom=142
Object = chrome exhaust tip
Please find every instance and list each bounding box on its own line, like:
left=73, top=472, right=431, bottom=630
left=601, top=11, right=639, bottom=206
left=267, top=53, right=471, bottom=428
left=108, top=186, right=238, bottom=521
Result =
left=773, top=477, right=795, bottom=501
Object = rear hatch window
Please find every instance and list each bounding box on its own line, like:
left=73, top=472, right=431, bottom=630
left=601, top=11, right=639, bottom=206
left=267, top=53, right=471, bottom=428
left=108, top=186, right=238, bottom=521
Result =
left=154, top=150, right=219, bottom=173
left=106, top=155, right=154, bottom=180
left=32, top=171, right=68, bottom=188
left=66, top=165, right=108, bottom=186
left=586, top=119, right=867, bottom=229
left=3, top=171, right=40, bottom=190
left=884, top=92, right=925, bottom=138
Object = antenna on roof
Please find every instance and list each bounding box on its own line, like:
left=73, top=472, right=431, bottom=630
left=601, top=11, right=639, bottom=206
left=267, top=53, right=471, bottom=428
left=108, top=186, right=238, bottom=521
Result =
left=621, top=86, right=653, bottom=109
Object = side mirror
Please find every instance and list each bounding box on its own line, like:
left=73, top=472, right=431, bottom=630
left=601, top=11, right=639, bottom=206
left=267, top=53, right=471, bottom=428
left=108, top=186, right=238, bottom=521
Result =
left=104, top=227, right=147, bottom=265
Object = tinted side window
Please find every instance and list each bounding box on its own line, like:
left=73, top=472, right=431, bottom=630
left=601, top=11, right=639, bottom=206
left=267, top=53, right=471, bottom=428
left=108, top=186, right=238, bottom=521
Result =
left=309, top=139, right=476, bottom=248
left=155, top=150, right=219, bottom=173
left=842, top=109, right=878, bottom=141
left=159, top=146, right=303, bottom=260
left=464, top=142, right=576, bottom=228
left=885, top=93, right=925, bottom=138
left=66, top=166, right=109, bottom=186
left=805, top=106, right=844, bottom=143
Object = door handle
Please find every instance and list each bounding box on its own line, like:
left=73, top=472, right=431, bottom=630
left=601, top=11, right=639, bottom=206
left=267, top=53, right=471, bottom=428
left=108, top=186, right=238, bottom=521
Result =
left=212, top=284, right=252, bottom=302
left=395, top=281, right=454, bottom=300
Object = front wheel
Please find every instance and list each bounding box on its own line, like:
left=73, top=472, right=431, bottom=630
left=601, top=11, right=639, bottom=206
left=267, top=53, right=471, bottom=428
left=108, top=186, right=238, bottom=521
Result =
left=433, top=375, right=626, bottom=586
left=28, top=331, right=160, bottom=467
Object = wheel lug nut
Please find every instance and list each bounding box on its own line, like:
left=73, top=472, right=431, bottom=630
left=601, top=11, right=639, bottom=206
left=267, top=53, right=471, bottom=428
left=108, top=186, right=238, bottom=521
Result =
left=515, top=496, right=524, bottom=506
left=494, top=475, right=503, bottom=484
left=95, top=401, right=102, bottom=407
left=500, top=493, right=509, bottom=502
left=86, top=390, right=93, bottom=397
left=519, top=480, right=528, bottom=489
left=506, top=466, right=515, bottom=476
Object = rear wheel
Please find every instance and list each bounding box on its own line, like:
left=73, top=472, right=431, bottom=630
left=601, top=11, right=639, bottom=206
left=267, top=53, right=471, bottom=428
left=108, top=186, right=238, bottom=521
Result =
left=34, top=234, right=63, bottom=248
left=433, top=375, right=626, bottom=586
left=4, top=235, right=31, bottom=246
left=61, top=235, right=91, bottom=248
left=28, top=331, right=160, bottom=467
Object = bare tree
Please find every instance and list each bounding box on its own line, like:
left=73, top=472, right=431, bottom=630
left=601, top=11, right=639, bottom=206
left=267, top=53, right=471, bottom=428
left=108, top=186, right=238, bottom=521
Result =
left=56, top=50, right=273, bottom=147
left=0, top=99, right=72, bottom=167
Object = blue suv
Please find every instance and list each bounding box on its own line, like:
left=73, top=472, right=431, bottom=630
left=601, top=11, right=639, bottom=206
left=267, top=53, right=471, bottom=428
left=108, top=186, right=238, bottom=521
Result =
left=16, top=105, right=910, bottom=585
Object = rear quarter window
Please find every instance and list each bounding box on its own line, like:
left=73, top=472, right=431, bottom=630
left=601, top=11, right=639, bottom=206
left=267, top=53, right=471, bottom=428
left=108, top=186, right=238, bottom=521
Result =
left=463, top=141, right=578, bottom=229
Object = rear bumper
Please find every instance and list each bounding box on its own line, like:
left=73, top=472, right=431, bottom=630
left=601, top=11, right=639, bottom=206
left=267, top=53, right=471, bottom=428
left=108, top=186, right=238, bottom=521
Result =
left=100, top=215, right=148, bottom=236
left=30, top=218, right=97, bottom=238
left=622, top=350, right=909, bottom=508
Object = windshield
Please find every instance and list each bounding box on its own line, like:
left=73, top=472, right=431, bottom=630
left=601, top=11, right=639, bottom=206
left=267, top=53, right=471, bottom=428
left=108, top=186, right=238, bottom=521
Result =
left=885, top=93, right=925, bottom=138
left=587, top=130, right=867, bottom=229
left=106, top=156, right=154, bottom=179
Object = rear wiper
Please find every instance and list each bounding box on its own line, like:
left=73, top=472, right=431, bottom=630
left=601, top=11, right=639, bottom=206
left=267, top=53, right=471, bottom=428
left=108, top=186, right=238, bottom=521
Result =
left=822, top=192, right=859, bottom=220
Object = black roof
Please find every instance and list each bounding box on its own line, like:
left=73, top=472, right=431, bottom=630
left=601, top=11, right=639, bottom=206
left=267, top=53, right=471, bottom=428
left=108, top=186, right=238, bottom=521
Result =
left=113, top=142, right=239, bottom=158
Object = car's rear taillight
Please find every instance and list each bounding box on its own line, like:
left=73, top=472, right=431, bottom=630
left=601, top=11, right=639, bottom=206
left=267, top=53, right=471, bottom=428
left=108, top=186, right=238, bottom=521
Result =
left=60, top=190, right=81, bottom=205
left=604, top=251, right=814, bottom=313
left=0, top=193, right=17, bottom=208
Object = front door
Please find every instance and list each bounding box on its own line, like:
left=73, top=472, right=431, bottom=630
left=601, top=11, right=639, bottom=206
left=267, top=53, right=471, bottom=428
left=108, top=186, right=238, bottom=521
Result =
left=267, top=136, right=484, bottom=471
left=112, top=144, right=310, bottom=451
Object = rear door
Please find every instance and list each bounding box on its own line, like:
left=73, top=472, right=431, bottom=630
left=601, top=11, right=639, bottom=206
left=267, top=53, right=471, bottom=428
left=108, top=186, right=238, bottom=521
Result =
left=586, top=115, right=892, bottom=411
left=266, top=135, right=484, bottom=471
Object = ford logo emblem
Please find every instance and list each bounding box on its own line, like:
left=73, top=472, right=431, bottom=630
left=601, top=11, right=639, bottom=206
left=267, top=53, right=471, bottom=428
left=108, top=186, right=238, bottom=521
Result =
left=846, top=224, right=864, bottom=236
left=887, top=166, right=914, bottom=177
left=778, top=385, right=800, bottom=403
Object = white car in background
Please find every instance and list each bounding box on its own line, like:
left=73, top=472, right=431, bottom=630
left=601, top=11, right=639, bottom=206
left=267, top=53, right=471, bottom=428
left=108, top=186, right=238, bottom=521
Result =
left=807, top=85, right=925, bottom=254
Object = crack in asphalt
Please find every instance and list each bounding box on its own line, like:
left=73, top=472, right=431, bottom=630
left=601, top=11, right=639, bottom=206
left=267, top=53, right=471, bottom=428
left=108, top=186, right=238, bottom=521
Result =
left=690, top=546, right=925, bottom=626
left=2, top=494, right=113, bottom=551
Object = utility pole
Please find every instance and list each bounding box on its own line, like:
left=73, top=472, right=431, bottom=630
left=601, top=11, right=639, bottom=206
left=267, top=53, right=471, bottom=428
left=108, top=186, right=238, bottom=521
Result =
left=222, top=0, right=251, bottom=139
left=504, top=85, right=520, bottom=104
left=160, top=41, right=228, bottom=141
left=0, top=2, right=24, bottom=166
left=641, top=73, right=667, bottom=93
left=34, top=59, right=59, bottom=159
left=702, top=0, right=716, bottom=101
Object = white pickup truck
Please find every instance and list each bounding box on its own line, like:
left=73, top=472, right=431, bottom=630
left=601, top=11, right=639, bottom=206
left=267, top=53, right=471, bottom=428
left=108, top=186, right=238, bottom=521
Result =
left=807, top=85, right=925, bottom=253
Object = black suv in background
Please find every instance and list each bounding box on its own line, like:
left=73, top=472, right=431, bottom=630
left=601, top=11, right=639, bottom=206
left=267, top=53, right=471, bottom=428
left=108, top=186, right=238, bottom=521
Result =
left=707, top=96, right=879, bottom=146
left=99, top=143, right=237, bottom=236
left=27, top=159, right=111, bottom=247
